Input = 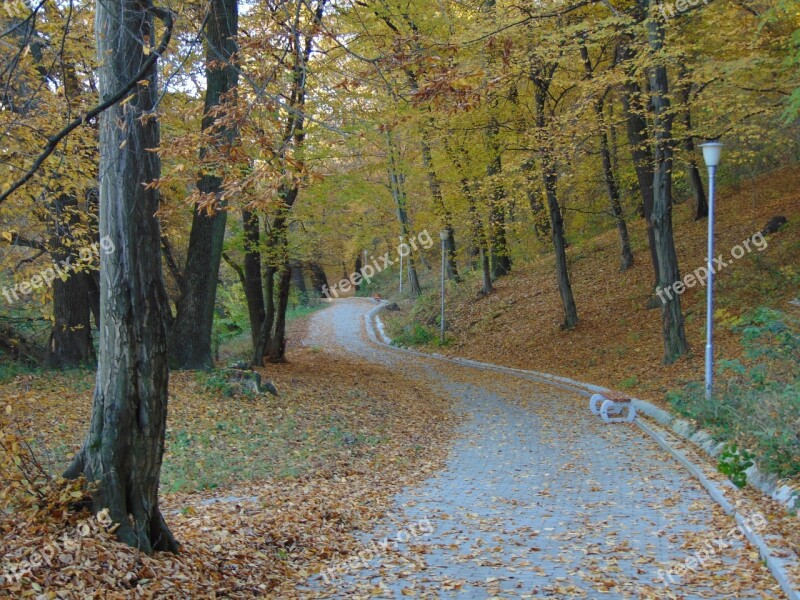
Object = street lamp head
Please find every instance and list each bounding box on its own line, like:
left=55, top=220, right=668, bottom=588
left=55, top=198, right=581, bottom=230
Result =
left=439, top=230, right=449, bottom=242
left=700, top=140, right=724, bottom=168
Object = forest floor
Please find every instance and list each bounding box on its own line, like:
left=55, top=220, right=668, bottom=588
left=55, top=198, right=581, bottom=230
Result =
left=383, top=164, right=800, bottom=405
left=0, top=313, right=457, bottom=597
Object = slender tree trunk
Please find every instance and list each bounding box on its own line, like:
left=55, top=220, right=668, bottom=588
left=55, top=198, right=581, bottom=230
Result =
left=543, top=164, right=579, bottom=329
left=64, top=0, right=177, bottom=553
left=580, top=43, right=633, bottom=271
left=646, top=7, right=689, bottom=363
left=677, top=69, right=708, bottom=219
left=170, top=0, right=239, bottom=370
left=532, top=67, right=578, bottom=328
left=596, top=96, right=634, bottom=271
left=241, top=209, right=265, bottom=348
left=419, top=131, right=459, bottom=281
left=387, top=132, right=422, bottom=297
left=522, top=158, right=550, bottom=240
left=444, top=137, right=492, bottom=293
left=252, top=264, right=276, bottom=366
left=487, top=115, right=511, bottom=278
left=266, top=264, right=291, bottom=362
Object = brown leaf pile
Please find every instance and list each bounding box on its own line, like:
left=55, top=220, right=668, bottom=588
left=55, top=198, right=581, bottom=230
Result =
left=0, top=339, right=457, bottom=597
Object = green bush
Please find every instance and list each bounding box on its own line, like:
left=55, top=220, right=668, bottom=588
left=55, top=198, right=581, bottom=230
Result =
left=718, top=443, right=755, bottom=488
left=667, top=308, right=800, bottom=480
left=392, top=322, right=437, bottom=347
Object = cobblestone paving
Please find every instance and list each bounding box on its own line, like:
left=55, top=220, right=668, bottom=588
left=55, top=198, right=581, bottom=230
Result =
left=301, top=299, right=784, bottom=599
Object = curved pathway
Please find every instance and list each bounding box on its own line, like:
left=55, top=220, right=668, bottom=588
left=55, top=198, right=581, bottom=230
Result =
left=301, top=299, right=784, bottom=599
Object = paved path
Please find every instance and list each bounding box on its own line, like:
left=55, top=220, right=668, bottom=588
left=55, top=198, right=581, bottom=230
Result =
left=302, top=299, right=781, bottom=599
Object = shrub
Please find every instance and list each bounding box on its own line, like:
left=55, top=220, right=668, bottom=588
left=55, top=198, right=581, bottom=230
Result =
left=667, top=308, right=800, bottom=480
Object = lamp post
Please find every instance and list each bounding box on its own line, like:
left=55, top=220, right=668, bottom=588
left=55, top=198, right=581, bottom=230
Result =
left=439, top=230, right=448, bottom=344
left=700, top=140, right=723, bottom=401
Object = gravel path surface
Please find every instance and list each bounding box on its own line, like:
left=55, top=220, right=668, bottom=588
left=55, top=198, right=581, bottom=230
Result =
left=301, top=299, right=785, bottom=599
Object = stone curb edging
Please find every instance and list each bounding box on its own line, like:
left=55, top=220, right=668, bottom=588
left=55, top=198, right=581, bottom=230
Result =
left=363, top=302, right=800, bottom=600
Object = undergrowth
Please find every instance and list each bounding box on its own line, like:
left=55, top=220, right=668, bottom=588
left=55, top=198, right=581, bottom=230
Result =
left=668, top=307, right=800, bottom=481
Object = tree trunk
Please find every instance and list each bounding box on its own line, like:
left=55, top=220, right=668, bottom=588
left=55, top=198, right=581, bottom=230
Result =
left=387, top=132, right=422, bottom=297
left=522, top=159, right=550, bottom=240
left=647, top=8, right=689, bottom=364
left=291, top=262, right=307, bottom=301
left=252, top=264, right=276, bottom=366
left=677, top=69, right=708, bottom=220
left=419, top=132, right=459, bottom=281
left=170, top=0, right=238, bottom=370
left=543, top=165, right=579, bottom=329
left=48, top=270, right=94, bottom=368
left=46, top=195, right=94, bottom=368
left=406, top=254, right=422, bottom=297
left=532, top=67, right=578, bottom=329
left=241, top=209, right=265, bottom=348
left=487, top=115, right=511, bottom=278
left=580, top=44, right=633, bottom=272
left=616, top=42, right=660, bottom=288
left=266, top=264, right=291, bottom=362
left=64, top=0, right=177, bottom=554
left=444, top=136, right=493, bottom=294
left=308, top=262, right=329, bottom=297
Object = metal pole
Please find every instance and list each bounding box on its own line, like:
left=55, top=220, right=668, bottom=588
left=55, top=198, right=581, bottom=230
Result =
left=705, top=165, right=717, bottom=400
left=440, top=236, right=446, bottom=344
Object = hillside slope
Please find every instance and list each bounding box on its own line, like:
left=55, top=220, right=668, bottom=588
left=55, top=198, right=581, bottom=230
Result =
left=386, top=165, right=800, bottom=404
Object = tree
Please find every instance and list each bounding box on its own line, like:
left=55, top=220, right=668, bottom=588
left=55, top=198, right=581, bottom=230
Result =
left=644, top=0, right=689, bottom=363
left=579, top=36, right=634, bottom=272
left=170, top=0, right=239, bottom=370
left=64, top=0, right=178, bottom=553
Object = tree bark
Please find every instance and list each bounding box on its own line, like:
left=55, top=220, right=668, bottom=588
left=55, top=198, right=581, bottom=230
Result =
left=46, top=195, right=94, bottom=368
left=486, top=115, right=511, bottom=278
left=64, top=0, right=177, bottom=554
left=170, top=0, right=239, bottom=370
left=522, top=158, right=550, bottom=240
left=266, top=264, right=291, bottom=362
left=419, top=130, right=459, bottom=281
left=646, top=6, right=689, bottom=363
left=616, top=42, right=660, bottom=288
left=677, top=68, right=708, bottom=220
left=532, top=65, right=578, bottom=329
left=543, top=164, right=579, bottom=329
left=48, top=270, right=93, bottom=368
left=241, top=209, right=265, bottom=348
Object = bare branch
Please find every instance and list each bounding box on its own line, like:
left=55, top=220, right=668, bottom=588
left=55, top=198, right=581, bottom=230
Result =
left=0, top=5, right=176, bottom=207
